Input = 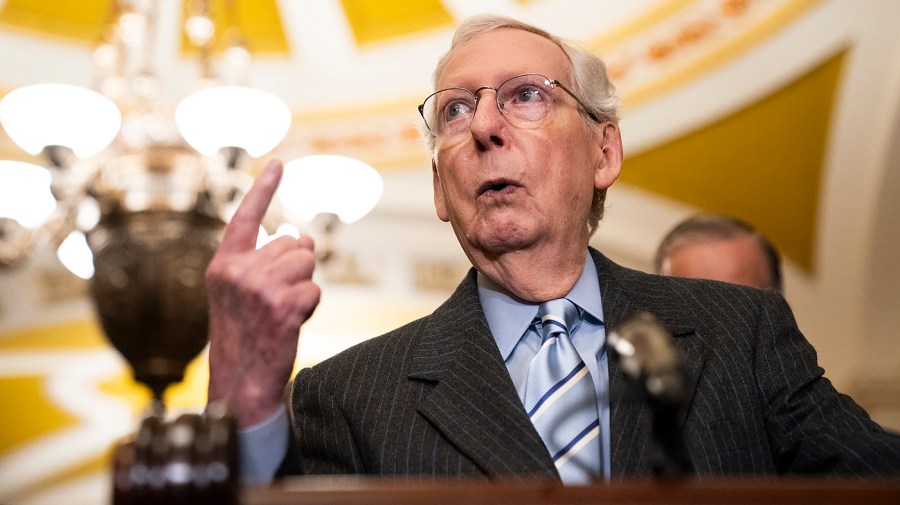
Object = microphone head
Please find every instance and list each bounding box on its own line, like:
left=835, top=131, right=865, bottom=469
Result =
left=608, top=312, right=688, bottom=406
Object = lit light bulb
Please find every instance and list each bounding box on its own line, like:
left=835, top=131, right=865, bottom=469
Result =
left=185, top=15, right=215, bottom=47
left=57, top=231, right=95, bottom=280
left=0, top=161, right=57, bottom=228
left=279, top=155, right=383, bottom=224
left=0, top=84, right=122, bottom=158
left=175, top=86, right=292, bottom=157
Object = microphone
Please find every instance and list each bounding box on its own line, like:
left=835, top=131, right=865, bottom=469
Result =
left=608, top=312, right=693, bottom=477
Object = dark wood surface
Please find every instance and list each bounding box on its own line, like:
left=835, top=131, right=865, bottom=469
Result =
left=243, top=477, right=900, bottom=505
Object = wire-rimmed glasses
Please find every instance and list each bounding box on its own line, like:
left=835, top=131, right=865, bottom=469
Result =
left=418, top=73, right=599, bottom=138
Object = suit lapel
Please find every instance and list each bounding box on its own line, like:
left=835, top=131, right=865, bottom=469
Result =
left=407, top=270, right=558, bottom=480
left=403, top=251, right=709, bottom=479
left=591, top=249, right=707, bottom=476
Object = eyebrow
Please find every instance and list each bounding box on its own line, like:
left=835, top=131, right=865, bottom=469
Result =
left=439, top=71, right=535, bottom=91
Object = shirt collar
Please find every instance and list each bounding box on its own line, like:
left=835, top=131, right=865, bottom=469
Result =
left=477, top=252, right=604, bottom=361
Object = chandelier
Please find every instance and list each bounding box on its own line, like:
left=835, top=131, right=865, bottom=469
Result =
left=0, top=0, right=383, bottom=400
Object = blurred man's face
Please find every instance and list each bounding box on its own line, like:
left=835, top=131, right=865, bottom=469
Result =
left=430, top=28, right=615, bottom=264
left=660, top=235, right=773, bottom=290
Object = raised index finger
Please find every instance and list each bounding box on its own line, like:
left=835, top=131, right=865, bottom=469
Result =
left=219, top=158, right=283, bottom=254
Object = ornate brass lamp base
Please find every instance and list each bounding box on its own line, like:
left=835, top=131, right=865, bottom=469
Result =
left=88, top=209, right=221, bottom=400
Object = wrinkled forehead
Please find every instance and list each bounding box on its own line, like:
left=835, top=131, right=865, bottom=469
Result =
left=436, top=28, right=573, bottom=90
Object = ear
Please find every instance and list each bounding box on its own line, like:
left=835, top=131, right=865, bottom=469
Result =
left=594, top=122, right=623, bottom=191
left=432, top=159, right=450, bottom=222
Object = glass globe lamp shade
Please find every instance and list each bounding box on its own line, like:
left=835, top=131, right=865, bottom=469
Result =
left=0, top=161, right=57, bottom=228
left=174, top=86, right=292, bottom=157
left=57, top=231, right=95, bottom=280
left=279, top=155, right=383, bottom=224
left=0, top=83, right=122, bottom=158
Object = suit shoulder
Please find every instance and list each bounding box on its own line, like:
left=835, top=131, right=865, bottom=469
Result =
left=297, top=314, right=430, bottom=381
left=627, top=264, right=778, bottom=305
left=601, top=261, right=787, bottom=340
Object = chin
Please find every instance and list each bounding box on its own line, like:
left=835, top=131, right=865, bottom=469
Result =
left=471, top=227, right=537, bottom=256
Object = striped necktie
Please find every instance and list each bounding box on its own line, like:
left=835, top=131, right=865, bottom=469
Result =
left=524, top=298, right=600, bottom=484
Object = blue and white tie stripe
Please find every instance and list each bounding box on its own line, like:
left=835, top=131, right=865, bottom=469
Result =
left=524, top=298, right=600, bottom=484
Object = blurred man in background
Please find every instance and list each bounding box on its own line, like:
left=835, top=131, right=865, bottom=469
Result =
left=655, top=213, right=782, bottom=292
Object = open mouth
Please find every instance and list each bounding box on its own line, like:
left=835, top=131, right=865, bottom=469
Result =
left=478, top=179, right=518, bottom=196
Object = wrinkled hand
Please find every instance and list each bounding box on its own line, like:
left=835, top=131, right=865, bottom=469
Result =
left=206, top=159, right=320, bottom=428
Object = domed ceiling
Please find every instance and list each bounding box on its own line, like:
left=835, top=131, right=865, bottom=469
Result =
left=1, top=1, right=899, bottom=503
left=0, top=0, right=870, bottom=269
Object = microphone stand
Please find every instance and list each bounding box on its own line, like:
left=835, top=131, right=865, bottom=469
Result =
left=608, top=312, right=693, bottom=477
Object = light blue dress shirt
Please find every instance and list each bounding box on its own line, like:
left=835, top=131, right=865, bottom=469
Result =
left=477, top=253, right=610, bottom=481
left=238, top=251, right=610, bottom=483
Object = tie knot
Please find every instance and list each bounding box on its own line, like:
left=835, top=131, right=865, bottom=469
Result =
left=537, top=298, right=579, bottom=340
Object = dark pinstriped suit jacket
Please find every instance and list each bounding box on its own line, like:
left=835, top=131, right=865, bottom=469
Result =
left=286, top=248, right=900, bottom=479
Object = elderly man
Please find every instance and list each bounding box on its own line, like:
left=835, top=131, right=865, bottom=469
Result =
left=205, top=15, right=900, bottom=485
left=655, top=213, right=783, bottom=292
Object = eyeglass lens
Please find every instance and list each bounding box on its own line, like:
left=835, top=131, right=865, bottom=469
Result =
left=421, top=74, right=555, bottom=136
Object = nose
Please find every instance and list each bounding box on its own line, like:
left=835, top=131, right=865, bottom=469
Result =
left=469, top=87, right=505, bottom=150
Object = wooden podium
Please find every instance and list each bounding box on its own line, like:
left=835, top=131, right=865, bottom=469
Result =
left=244, top=477, right=900, bottom=505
